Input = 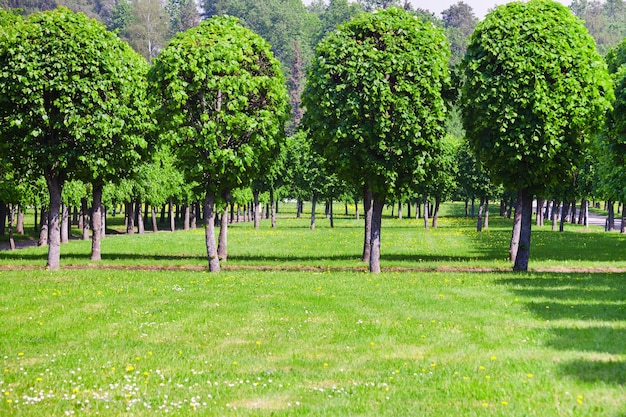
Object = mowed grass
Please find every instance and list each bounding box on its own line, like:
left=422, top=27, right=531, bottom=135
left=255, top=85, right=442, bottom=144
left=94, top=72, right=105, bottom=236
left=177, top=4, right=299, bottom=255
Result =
left=0, top=203, right=625, bottom=415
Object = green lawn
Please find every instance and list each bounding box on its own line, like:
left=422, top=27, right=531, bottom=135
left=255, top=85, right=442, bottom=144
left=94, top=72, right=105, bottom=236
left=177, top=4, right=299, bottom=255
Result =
left=1, top=205, right=625, bottom=415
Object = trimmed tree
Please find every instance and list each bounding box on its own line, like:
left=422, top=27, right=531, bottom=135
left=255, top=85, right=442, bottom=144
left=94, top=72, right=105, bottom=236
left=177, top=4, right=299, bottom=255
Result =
left=149, top=16, right=290, bottom=272
left=302, top=7, right=450, bottom=272
left=0, top=7, right=152, bottom=269
left=460, top=0, right=613, bottom=271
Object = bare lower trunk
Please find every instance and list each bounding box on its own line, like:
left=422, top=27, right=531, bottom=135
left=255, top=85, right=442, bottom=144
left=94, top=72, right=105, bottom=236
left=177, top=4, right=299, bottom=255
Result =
left=398, top=201, right=402, bottom=219
left=477, top=197, right=484, bottom=232
left=551, top=201, right=559, bottom=231
left=369, top=196, right=385, bottom=273
left=329, top=199, right=334, bottom=228
left=7, top=204, right=15, bottom=250
left=16, top=205, right=24, bottom=234
left=510, top=190, right=522, bottom=263
left=253, top=190, right=260, bottom=229
left=91, top=184, right=103, bottom=261
left=61, top=204, right=69, bottom=243
left=169, top=197, right=175, bottom=232
left=45, top=173, right=64, bottom=270
left=126, top=201, right=135, bottom=234
left=432, top=197, right=441, bottom=228
left=310, top=194, right=317, bottom=230
left=81, top=197, right=90, bottom=240
left=0, top=202, right=5, bottom=236
left=536, top=198, right=544, bottom=226
left=621, top=202, right=626, bottom=233
left=39, top=206, right=48, bottom=246
left=151, top=206, right=158, bottom=232
left=183, top=205, right=190, bottom=230
left=362, top=187, right=372, bottom=263
left=204, top=193, right=220, bottom=272
left=137, top=199, right=145, bottom=234
left=423, top=196, right=429, bottom=230
left=218, top=206, right=228, bottom=261
left=270, top=189, right=276, bottom=228
left=559, top=200, right=570, bottom=232
left=513, top=188, right=533, bottom=271
left=355, top=199, right=360, bottom=221
left=607, top=200, right=615, bottom=231
left=483, top=199, right=489, bottom=229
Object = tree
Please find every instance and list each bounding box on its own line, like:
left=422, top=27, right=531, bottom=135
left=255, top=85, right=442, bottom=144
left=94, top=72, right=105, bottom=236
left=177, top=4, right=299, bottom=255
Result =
left=441, top=1, right=477, bottom=66
left=302, top=7, right=450, bottom=272
left=0, top=7, right=151, bottom=269
left=460, top=0, right=613, bottom=271
left=149, top=16, right=290, bottom=272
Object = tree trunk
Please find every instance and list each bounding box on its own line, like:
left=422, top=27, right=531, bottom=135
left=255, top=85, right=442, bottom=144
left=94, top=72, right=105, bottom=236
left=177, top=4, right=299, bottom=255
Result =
left=169, top=197, right=175, bottom=232
left=578, top=199, right=586, bottom=225
left=362, top=187, right=372, bottom=263
left=160, top=204, right=166, bottom=224
left=151, top=206, right=159, bottom=232
left=407, top=200, right=411, bottom=218
left=270, top=188, right=277, bottom=228
left=510, top=190, right=522, bottom=263
left=398, top=201, right=402, bottom=219
left=183, top=204, right=190, bottom=230
left=499, top=200, right=506, bottom=217
left=60, top=204, right=69, bottom=243
left=101, top=207, right=106, bottom=239
left=513, top=188, right=533, bottom=271
left=218, top=205, right=228, bottom=261
left=81, top=197, right=90, bottom=240
left=369, top=195, right=385, bottom=273
left=423, top=196, right=429, bottom=230
left=536, top=198, right=544, bottom=226
left=126, top=201, right=135, bottom=234
left=204, top=193, right=220, bottom=272
left=607, top=200, right=615, bottom=231
left=34, top=205, right=38, bottom=233
left=296, top=199, right=302, bottom=218
left=0, top=201, right=5, bottom=236
left=506, top=197, right=514, bottom=218
left=464, top=199, right=469, bottom=217
left=45, top=173, right=64, bottom=270
left=39, top=206, right=48, bottom=246
left=583, top=200, right=589, bottom=228
left=253, top=189, right=260, bottom=229
left=355, top=199, right=360, bottom=221
left=621, top=202, right=626, bottom=233
left=329, top=199, right=334, bottom=228
left=432, top=197, right=441, bottom=228
left=16, top=205, right=24, bottom=234
left=91, top=184, right=103, bottom=261
left=483, top=199, right=489, bottom=229
left=7, top=204, right=15, bottom=250
left=310, top=194, right=317, bottom=230
left=559, top=200, right=570, bottom=232
left=470, top=198, right=475, bottom=217
left=345, top=201, right=348, bottom=216
left=551, top=200, right=559, bottom=231
left=229, top=202, right=234, bottom=224
left=137, top=199, right=145, bottom=234
left=477, top=197, right=484, bottom=232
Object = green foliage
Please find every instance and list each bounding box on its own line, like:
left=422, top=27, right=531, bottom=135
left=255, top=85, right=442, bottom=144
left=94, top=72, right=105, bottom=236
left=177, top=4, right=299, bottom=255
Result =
left=149, top=16, right=290, bottom=196
left=302, top=7, right=450, bottom=199
left=0, top=7, right=151, bottom=184
left=460, top=0, right=613, bottom=194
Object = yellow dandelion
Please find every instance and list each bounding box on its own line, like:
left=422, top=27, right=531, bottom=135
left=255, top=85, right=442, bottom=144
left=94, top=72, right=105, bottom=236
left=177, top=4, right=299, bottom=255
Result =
left=126, top=365, right=135, bottom=372
left=501, top=401, right=508, bottom=406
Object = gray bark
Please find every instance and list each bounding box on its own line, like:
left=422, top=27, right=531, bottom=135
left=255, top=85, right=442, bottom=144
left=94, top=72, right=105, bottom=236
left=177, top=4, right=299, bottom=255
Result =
left=510, top=190, right=522, bottom=263
left=253, top=190, right=260, bottom=229
left=45, top=173, right=64, bottom=270
left=137, top=199, right=145, bottom=234
left=151, top=206, right=158, bottom=232
left=204, top=193, right=220, bottom=272
left=7, top=204, right=15, bottom=250
left=61, top=204, right=69, bottom=243
left=513, top=188, right=533, bottom=271
left=369, top=196, right=385, bottom=273
left=310, top=194, right=317, bottom=230
left=218, top=206, right=228, bottom=261
left=39, top=206, right=48, bottom=246
left=362, top=187, right=372, bottom=263
left=91, top=184, right=103, bottom=261
left=16, top=205, right=24, bottom=234
left=81, top=198, right=90, bottom=240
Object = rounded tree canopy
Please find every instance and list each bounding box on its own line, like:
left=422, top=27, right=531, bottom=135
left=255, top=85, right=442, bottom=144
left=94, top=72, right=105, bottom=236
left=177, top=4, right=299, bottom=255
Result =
left=302, top=7, right=450, bottom=199
left=149, top=16, right=290, bottom=195
left=0, top=7, right=151, bottom=182
left=460, top=0, right=613, bottom=193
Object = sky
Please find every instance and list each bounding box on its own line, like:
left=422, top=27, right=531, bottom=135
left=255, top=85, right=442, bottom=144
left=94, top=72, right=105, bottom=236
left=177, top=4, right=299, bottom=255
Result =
left=407, top=0, right=570, bottom=18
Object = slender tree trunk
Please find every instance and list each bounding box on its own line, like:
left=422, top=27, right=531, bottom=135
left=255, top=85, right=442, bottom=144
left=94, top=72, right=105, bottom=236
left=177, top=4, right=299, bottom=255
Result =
left=432, top=197, right=441, bottom=228
left=559, top=200, right=570, bottom=232
left=39, top=206, right=48, bottom=246
left=471, top=198, right=475, bottom=217
left=329, top=199, right=334, bottom=228
left=218, top=205, right=228, bottom=261
left=621, top=202, right=626, bottom=233
left=362, top=187, right=372, bottom=263
left=407, top=200, right=411, bottom=218
left=81, top=198, right=90, bottom=240
left=477, top=197, right=484, bottom=232
left=7, top=204, right=15, bottom=250
left=417, top=200, right=421, bottom=219
left=229, top=202, right=234, bottom=224
left=423, top=196, right=429, bottom=230
left=169, top=197, right=175, bottom=232
left=510, top=190, right=522, bottom=263
left=183, top=205, right=190, bottom=230
left=160, top=204, right=165, bottom=224
left=204, top=193, right=220, bottom=272
left=45, top=173, right=64, bottom=270
left=607, top=200, right=615, bottom=231
left=464, top=199, right=469, bottom=217
left=253, top=189, right=260, bottom=229
left=144, top=202, right=149, bottom=226
left=369, top=196, right=385, bottom=273
left=151, top=206, right=159, bottom=232
left=310, top=194, right=317, bottom=230
left=584, top=200, right=589, bottom=228
left=296, top=199, right=302, bottom=218
left=513, top=188, right=533, bottom=271
left=398, top=201, right=402, bottom=219
left=270, top=189, right=276, bottom=228
left=551, top=200, right=559, bottom=231
left=499, top=200, right=506, bottom=217
left=60, top=204, right=69, bottom=243
left=355, top=199, right=360, bottom=221
left=126, top=201, right=135, bottom=234
left=137, top=199, right=145, bottom=234
left=345, top=201, right=348, bottom=216
left=0, top=201, right=6, bottom=236
left=91, top=184, right=103, bottom=261
left=536, top=198, right=543, bottom=226
left=34, top=205, right=38, bottom=233
left=578, top=199, right=586, bottom=225
left=16, top=205, right=24, bottom=235
left=484, top=199, right=490, bottom=229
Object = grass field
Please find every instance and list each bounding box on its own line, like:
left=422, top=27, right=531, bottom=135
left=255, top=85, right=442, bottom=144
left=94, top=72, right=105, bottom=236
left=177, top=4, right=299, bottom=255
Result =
left=0, top=203, right=625, bottom=415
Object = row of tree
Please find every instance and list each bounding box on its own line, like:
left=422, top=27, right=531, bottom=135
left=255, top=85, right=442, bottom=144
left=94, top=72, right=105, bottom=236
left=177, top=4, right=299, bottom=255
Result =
left=1, top=1, right=626, bottom=273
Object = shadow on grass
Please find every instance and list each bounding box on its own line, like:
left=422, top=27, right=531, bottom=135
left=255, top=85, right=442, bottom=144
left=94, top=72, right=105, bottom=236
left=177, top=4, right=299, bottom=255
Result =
left=498, top=273, right=626, bottom=386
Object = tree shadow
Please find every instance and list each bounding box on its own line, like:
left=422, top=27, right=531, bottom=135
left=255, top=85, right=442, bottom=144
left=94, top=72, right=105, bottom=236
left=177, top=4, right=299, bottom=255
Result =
left=497, top=273, right=626, bottom=386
